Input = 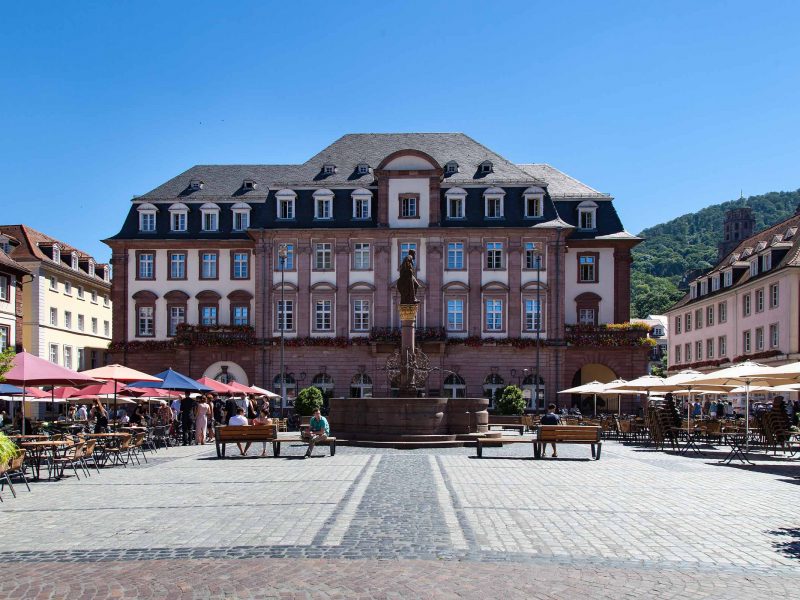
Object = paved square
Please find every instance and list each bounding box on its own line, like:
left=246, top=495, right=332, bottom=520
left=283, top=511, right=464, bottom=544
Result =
left=0, top=438, right=798, bottom=599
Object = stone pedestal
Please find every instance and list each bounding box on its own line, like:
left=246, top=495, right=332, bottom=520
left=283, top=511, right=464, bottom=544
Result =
left=398, top=303, right=418, bottom=396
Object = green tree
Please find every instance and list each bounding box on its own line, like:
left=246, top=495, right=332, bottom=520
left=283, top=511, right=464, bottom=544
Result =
left=496, top=385, right=526, bottom=415
left=294, top=386, right=324, bottom=416
left=0, top=347, right=14, bottom=381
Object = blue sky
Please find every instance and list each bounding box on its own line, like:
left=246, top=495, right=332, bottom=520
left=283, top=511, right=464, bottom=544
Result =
left=1, top=1, right=798, bottom=261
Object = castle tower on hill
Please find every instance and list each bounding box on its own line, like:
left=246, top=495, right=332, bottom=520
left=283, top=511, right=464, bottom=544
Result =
left=718, top=206, right=755, bottom=260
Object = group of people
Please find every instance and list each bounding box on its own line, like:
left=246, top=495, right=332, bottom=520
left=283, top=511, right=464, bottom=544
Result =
left=166, top=393, right=272, bottom=447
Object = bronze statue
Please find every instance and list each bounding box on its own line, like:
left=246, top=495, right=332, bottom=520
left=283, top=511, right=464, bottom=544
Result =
left=397, top=249, right=420, bottom=304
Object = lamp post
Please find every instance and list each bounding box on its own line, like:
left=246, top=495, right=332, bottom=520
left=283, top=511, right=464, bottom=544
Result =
left=278, top=244, right=288, bottom=416
left=535, top=243, right=542, bottom=414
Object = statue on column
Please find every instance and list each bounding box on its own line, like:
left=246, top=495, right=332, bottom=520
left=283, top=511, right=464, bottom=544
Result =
left=397, top=249, right=420, bottom=305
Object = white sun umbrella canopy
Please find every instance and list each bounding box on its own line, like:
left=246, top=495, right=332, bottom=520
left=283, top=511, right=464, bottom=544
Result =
left=648, top=370, right=734, bottom=433
left=559, top=380, right=610, bottom=416
left=599, top=379, right=648, bottom=416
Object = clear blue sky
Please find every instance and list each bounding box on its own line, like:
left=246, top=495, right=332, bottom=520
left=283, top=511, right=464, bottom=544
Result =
left=2, top=1, right=798, bottom=261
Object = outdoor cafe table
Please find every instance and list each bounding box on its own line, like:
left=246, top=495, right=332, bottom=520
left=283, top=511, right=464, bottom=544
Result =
left=19, top=440, right=74, bottom=480
left=672, top=427, right=705, bottom=456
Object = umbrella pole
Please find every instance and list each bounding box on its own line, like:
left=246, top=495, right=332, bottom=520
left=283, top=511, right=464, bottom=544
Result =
left=687, top=390, right=692, bottom=436
left=593, top=393, right=597, bottom=418
left=745, top=381, right=750, bottom=455
left=114, top=380, right=118, bottom=431
left=21, top=379, right=26, bottom=435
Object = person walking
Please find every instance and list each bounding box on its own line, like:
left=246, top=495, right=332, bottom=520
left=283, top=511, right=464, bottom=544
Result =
left=92, top=399, right=109, bottom=434
left=180, top=393, right=195, bottom=446
left=194, top=396, right=210, bottom=445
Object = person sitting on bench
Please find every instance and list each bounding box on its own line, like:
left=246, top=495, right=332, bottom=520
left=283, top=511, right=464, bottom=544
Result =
left=540, top=403, right=561, bottom=458
left=229, top=408, right=251, bottom=456
left=304, top=408, right=329, bottom=458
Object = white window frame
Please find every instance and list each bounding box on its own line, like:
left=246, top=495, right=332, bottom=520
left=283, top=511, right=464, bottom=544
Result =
left=525, top=242, right=543, bottom=269
left=169, top=306, right=185, bottom=336
left=743, top=330, right=751, bottom=353
left=201, top=252, right=218, bottom=279
left=77, top=314, right=84, bottom=332
left=314, top=243, right=333, bottom=271
left=485, top=299, right=503, bottom=331
left=719, top=335, right=727, bottom=356
left=483, top=188, right=505, bottom=219
left=447, top=242, right=464, bottom=270
left=577, top=201, right=598, bottom=230
left=63, top=345, right=73, bottom=370
left=231, top=202, right=251, bottom=231
left=232, top=251, right=249, bottom=279
left=353, top=243, right=371, bottom=270
left=762, top=253, right=772, bottom=271
left=352, top=299, right=370, bottom=332
left=399, top=243, right=417, bottom=265
left=169, top=203, right=189, bottom=232
left=52, top=245, right=61, bottom=264
left=71, top=252, right=79, bottom=270
left=446, top=299, right=464, bottom=332
left=523, top=187, right=545, bottom=218
left=770, top=323, right=779, bottom=348
left=445, top=188, right=467, bottom=219
left=276, top=190, right=297, bottom=220
left=524, top=299, right=543, bottom=332
left=315, top=300, right=332, bottom=331
left=770, top=283, right=779, bottom=308
left=486, top=242, right=504, bottom=270
left=352, top=189, right=372, bottom=220
left=64, top=281, right=72, bottom=296
left=200, top=203, right=220, bottom=232
left=137, top=306, right=154, bottom=337
left=276, top=300, right=294, bottom=331
left=718, top=301, right=727, bottom=323
left=711, top=275, right=720, bottom=291
left=64, top=311, right=72, bottom=330
left=49, top=343, right=59, bottom=364
left=137, top=205, right=157, bottom=233
left=724, top=270, right=732, bottom=287
left=50, top=307, right=57, bottom=326
left=749, top=260, right=758, bottom=277
left=313, top=190, right=334, bottom=220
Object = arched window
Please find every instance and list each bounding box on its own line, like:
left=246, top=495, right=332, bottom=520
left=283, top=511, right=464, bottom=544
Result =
left=522, top=374, right=546, bottom=411
left=483, top=373, right=505, bottom=408
left=312, top=373, right=334, bottom=396
left=350, top=373, right=372, bottom=398
left=443, top=374, right=466, bottom=399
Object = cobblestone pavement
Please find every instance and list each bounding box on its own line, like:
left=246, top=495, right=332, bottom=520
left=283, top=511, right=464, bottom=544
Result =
left=1, top=438, right=798, bottom=599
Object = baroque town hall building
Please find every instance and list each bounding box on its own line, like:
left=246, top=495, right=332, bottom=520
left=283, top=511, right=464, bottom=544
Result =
left=106, top=134, right=649, bottom=411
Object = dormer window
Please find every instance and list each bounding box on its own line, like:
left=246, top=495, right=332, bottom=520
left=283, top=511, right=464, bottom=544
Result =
left=445, top=161, right=459, bottom=175
left=231, top=202, right=252, bottom=231
left=700, top=279, right=708, bottom=295
left=652, top=326, right=664, bottom=337
left=724, top=270, right=732, bottom=287
left=479, top=161, right=494, bottom=174
left=762, top=252, right=772, bottom=271
left=242, top=179, right=257, bottom=190
left=169, top=203, right=189, bottom=232
left=88, top=260, right=95, bottom=277
left=313, top=189, right=334, bottom=220
left=352, top=188, right=372, bottom=220
left=445, top=188, right=467, bottom=219
left=137, top=202, right=158, bottom=232
left=750, top=259, right=758, bottom=277
left=357, top=163, right=370, bottom=175
left=322, top=164, right=336, bottom=176
left=71, top=252, right=79, bottom=270
left=711, top=275, right=720, bottom=291
left=276, top=190, right=297, bottom=220
left=577, top=200, right=598, bottom=230
left=483, top=187, right=505, bottom=219
left=189, top=179, right=204, bottom=191
left=52, top=244, right=61, bottom=264
left=200, top=202, right=220, bottom=232
left=690, top=284, right=697, bottom=299
left=523, top=187, right=545, bottom=219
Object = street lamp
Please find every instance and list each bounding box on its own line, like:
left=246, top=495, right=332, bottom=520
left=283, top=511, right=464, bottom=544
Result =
left=278, top=243, right=288, bottom=415
left=535, top=244, right=541, bottom=414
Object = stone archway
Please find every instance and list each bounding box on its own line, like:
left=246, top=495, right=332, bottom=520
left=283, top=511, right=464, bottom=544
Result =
left=203, top=361, right=249, bottom=386
left=569, top=363, right=617, bottom=412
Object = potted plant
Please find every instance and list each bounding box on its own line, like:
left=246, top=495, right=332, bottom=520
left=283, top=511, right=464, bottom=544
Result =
left=0, top=432, right=17, bottom=467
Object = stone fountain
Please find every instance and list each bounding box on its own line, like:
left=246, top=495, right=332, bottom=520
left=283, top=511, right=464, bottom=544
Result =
left=328, top=250, right=490, bottom=447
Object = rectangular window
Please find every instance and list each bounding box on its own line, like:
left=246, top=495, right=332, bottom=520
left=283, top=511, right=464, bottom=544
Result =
left=49, top=343, right=59, bottom=364
left=743, top=293, right=751, bottom=316
left=695, top=308, right=703, bottom=329
left=755, top=327, right=764, bottom=351
left=315, top=198, right=332, bottom=220
left=525, top=242, right=543, bottom=270
left=0, top=275, right=7, bottom=302
left=674, top=345, right=681, bottom=364
left=770, top=323, right=779, bottom=348
left=485, top=299, right=503, bottom=331
left=718, top=301, right=727, bottom=323
left=277, top=300, right=294, bottom=331
left=91, top=317, right=98, bottom=334
left=314, top=243, right=332, bottom=270
left=77, top=314, right=84, bottom=332
left=711, top=276, right=720, bottom=291
left=448, top=196, right=464, bottom=219
left=700, top=280, right=707, bottom=295
left=706, top=338, right=714, bottom=359
left=232, top=305, right=249, bottom=326
left=50, top=307, right=57, bottom=326
left=486, top=242, right=503, bottom=270
left=0, top=325, right=8, bottom=351
left=169, top=252, right=186, bottom=279
left=578, top=254, right=597, bottom=283
left=77, top=348, right=85, bottom=371
left=485, top=197, right=503, bottom=219
left=103, top=294, right=110, bottom=307
left=139, top=212, right=156, bottom=232
left=770, top=283, right=779, bottom=308
left=171, top=212, right=187, bottom=232
left=137, top=306, right=154, bottom=336
left=352, top=299, right=370, bottom=331
left=525, top=196, right=543, bottom=218
left=579, top=308, right=595, bottom=325
left=77, top=286, right=84, bottom=299
left=64, top=311, right=72, bottom=329
left=706, top=305, right=714, bottom=327
left=202, top=211, right=218, bottom=231
left=91, top=290, right=98, bottom=303
left=232, top=252, right=249, bottom=279
left=762, top=253, right=772, bottom=271
left=685, top=312, right=692, bottom=331
left=354, top=197, right=370, bottom=220
left=685, top=343, right=691, bottom=362
left=719, top=336, right=727, bottom=356
left=695, top=340, right=703, bottom=360
left=278, top=198, right=295, bottom=220
left=353, top=243, right=371, bottom=270
left=400, top=242, right=417, bottom=265
left=750, top=260, right=758, bottom=277
left=724, top=271, right=732, bottom=287
left=63, top=346, right=73, bottom=370
left=400, top=194, right=418, bottom=218
left=233, top=210, right=250, bottom=231
left=315, top=300, right=332, bottom=331
left=169, top=306, right=185, bottom=336
left=277, top=244, right=294, bottom=270
left=200, top=306, right=218, bottom=326
left=64, top=281, right=72, bottom=295
left=49, top=276, right=57, bottom=291
left=104, top=321, right=110, bottom=337
left=579, top=208, right=596, bottom=229
left=200, top=252, right=218, bottom=279
left=446, top=299, right=464, bottom=331
left=138, top=252, right=155, bottom=279
left=743, top=330, right=751, bottom=353
left=755, top=288, right=764, bottom=312
left=524, top=299, right=542, bottom=331
left=674, top=315, right=682, bottom=335
left=446, top=242, right=464, bottom=270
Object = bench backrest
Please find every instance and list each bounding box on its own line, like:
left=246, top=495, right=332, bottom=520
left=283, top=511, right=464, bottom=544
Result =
left=488, top=415, right=525, bottom=425
left=536, top=425, right=600, bottom=442
left=216, top=425, right=276, bottom=441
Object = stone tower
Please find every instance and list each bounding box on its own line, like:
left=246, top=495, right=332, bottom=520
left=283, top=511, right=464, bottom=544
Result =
left=718, top=207, right=755, bottom=260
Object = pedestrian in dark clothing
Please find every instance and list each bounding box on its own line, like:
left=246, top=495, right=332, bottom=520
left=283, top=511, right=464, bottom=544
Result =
left=540, top=403, right=561, bottom=458
left=180, top=393, right=195, bottom=445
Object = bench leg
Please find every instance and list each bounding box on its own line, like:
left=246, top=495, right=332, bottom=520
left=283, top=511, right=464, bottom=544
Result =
left=591, top=444, right=596, bottom=459
left=477, top=442, right=483, bottom=458
left=330, top=440, right=336, bottom=456
left=273, top=441, right=281, bottom=457
left=533, top=442, right=541, bottom=459
left=596, top=443, right=602, bottom=460
left=221, top=443, right=226, bottom=458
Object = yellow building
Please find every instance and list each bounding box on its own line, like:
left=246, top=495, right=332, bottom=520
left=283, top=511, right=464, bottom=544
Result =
left=0, top=225, right=112, bottom=371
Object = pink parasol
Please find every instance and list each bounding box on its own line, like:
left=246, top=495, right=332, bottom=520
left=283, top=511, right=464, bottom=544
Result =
left=81, top=364, right=163, bottom=422
left=226, top=381, right=260, bottom=395
left=196, top=377, right=237, bottom=394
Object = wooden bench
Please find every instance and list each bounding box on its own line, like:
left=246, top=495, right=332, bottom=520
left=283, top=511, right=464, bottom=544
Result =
left=272, top=435, right=336, bottom=457
left=214, top=425, right=276, bottom=458
left=534, top=425, right=602, bottom=459
left=475, top=436, right=534, bottom=457
left=487, top=415, right=526, bottom=435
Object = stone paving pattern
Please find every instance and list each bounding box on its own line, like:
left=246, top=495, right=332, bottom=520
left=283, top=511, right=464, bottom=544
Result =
left=0, top=438, right=798, bottom=599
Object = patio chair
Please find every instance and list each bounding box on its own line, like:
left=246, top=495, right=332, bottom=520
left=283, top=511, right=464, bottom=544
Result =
left=104, top=434, right=132, bottom=467
left=49, top=441, right=86, bottom=480
left=152, top=425, right=170, bottom=449
left=81, top=439, right=101, bottom=474
left=1, top=449, right=31, bottom=498
left=129, top=432, right=148, bottom=465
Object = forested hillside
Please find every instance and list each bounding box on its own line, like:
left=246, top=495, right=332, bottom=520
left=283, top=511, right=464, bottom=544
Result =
left=630, top=189, right=800, bottom=318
